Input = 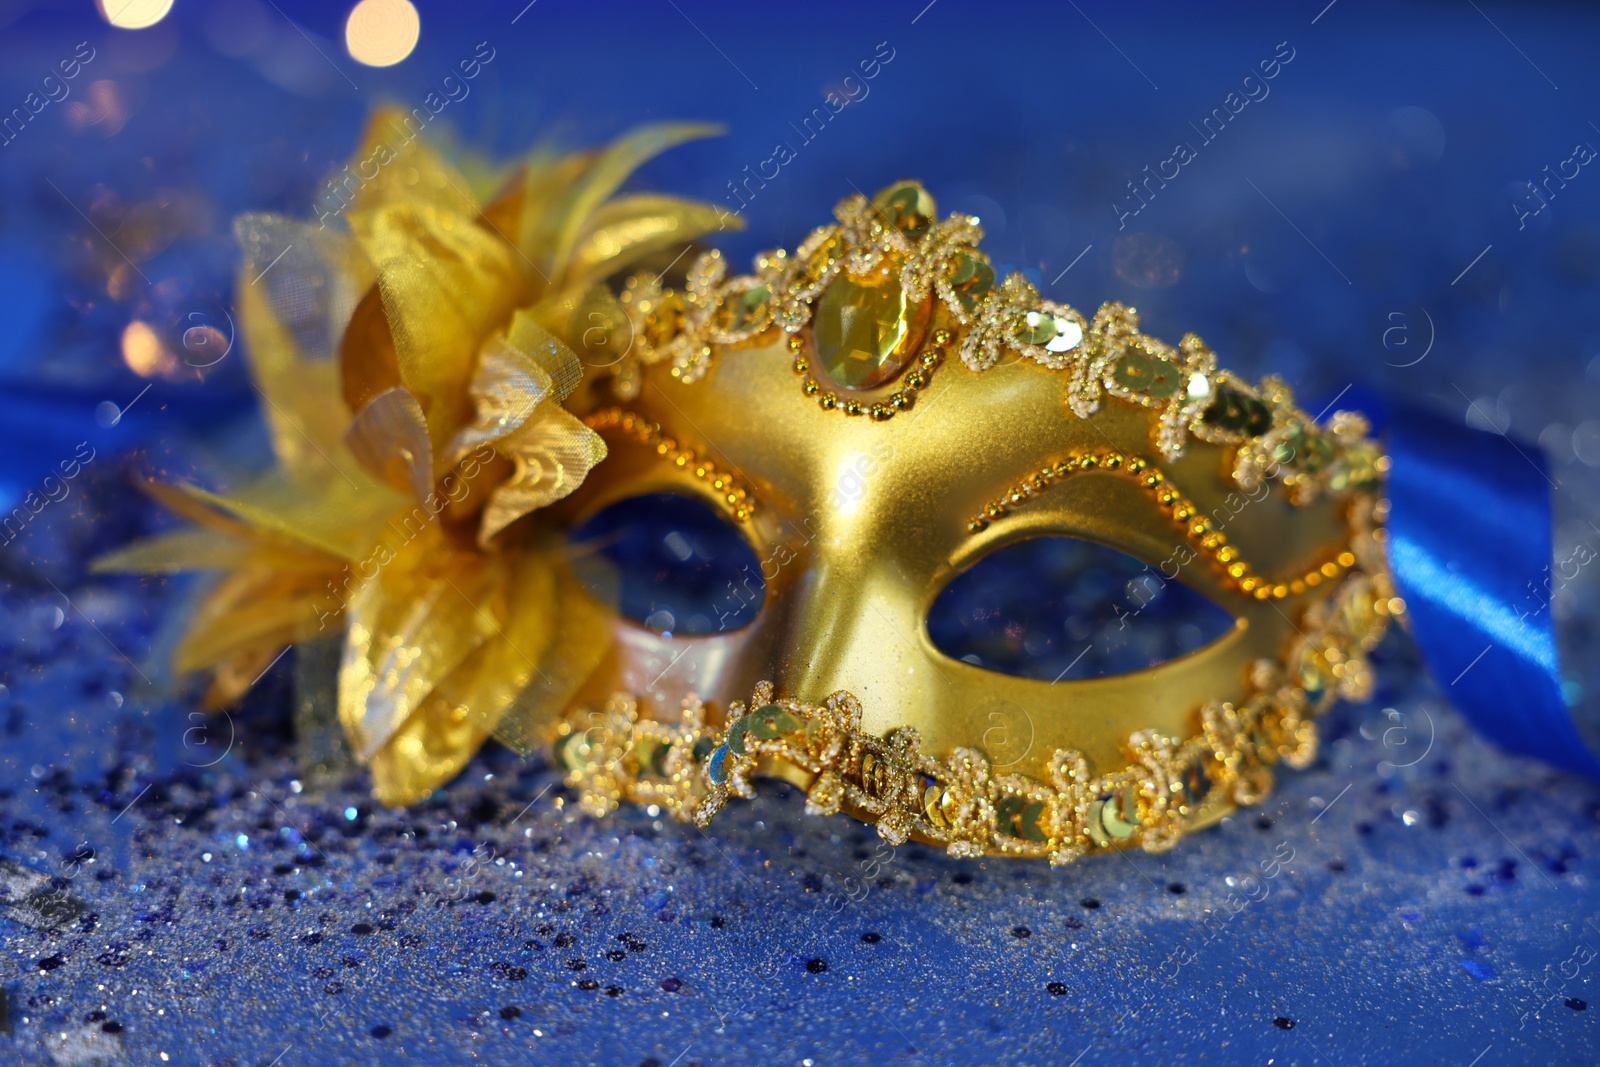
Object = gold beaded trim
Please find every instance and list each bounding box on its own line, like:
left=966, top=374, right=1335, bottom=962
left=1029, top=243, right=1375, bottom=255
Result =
left=605, top=182, right=1382, bottom=509
left=787, top=328, right=953, bottom=421
left=967, top=451, right=1356, bottom=601
left=551, top=495, right=1395, bottom=863
left=582, top=407, right=757, bottom=522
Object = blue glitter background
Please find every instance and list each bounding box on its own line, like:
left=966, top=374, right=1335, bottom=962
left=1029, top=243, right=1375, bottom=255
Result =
left=3, top=2, right=1600, bottom=1065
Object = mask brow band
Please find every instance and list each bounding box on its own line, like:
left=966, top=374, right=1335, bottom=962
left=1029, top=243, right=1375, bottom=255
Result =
left=966, top=451, right=1355, bottom=602
left=583, top=406, right=758, bottom=523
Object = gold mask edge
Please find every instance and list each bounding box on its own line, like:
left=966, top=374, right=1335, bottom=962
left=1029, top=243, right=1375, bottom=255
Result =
left=552, top=179, right=1399, bottom=863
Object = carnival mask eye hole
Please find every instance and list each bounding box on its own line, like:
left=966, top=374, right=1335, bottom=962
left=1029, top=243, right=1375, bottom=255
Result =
left=567, top=493, right=765, bottom=636
left=927, top=537, right=1237, bottom=680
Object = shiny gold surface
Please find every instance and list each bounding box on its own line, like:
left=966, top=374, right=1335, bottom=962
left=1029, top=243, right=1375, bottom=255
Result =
left=811, top=261, right=930, bottom=390
left=559, top=319, right=1351, bottom=789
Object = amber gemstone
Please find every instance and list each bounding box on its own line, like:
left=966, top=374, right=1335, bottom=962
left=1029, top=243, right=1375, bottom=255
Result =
left=812, top=265, right=931, bottom=391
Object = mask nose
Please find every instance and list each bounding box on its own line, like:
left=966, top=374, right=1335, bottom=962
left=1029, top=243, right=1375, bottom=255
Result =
left=738, top=520, right=951, bottom=738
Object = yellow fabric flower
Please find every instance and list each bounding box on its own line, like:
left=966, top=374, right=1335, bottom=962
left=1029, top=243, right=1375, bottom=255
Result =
left=444, top=309, right=607, bottom=546
left=97, top=109, right=738, bottom=804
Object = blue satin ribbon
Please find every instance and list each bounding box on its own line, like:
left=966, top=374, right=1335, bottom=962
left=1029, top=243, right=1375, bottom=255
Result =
left=1385, top=406, right=1600, bottom=779
left=0, top=380, right=251, bottom=514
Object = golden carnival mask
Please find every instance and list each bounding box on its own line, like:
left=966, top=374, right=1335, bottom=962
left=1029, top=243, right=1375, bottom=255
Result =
left=104, top=117, right=1395, bottom=866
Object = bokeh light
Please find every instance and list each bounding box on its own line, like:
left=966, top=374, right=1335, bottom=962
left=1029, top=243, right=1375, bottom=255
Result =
left=345, top=0, right=421, bottom=68
left=97, top=0, right=175, bottom=30
left=121, top=320, right=177, bottom=377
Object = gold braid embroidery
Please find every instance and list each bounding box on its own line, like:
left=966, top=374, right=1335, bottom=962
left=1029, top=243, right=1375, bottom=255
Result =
left=552, top=499, right=1395, bottom=865
left=583, top=407, right=757, bottom=522
left=968, top=451, right=1356, bottom=601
